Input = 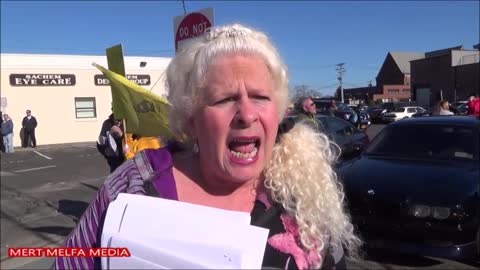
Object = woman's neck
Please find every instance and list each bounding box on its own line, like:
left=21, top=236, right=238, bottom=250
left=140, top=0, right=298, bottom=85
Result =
left=173, top=152, right=259, bottom=212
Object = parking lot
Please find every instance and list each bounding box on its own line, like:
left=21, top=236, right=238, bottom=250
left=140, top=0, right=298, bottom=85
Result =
left=0, top=126, right=478, bottom=269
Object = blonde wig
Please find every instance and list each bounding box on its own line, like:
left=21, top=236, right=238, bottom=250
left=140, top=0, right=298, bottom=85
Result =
left=165, top=23, right=361, bottom=267
left=265, top=122, right=362, bottom=267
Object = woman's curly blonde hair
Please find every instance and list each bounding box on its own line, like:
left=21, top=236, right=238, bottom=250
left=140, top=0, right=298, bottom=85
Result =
left=165, top=23, right=361, bottom=268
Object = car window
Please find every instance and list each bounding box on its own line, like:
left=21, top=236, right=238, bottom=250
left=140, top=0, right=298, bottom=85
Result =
left=313, top=101, right=330, bottom=113
left=317, top=117, right=328, bottom=129
left=393, top=107, right=405, bottom=113
left=365, top=124, right=478, bottom=161
left=407, top=108, right=416, bottom=113
left=324, top=116, right=351, bottom=132
left=416, top=107, right=426, bottom=113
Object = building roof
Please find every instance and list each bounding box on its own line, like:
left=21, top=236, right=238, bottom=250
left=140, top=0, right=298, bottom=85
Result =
left=389, top=52, right=425, bottom=74
left=0, top=53, right=172, bottom=70
left=425, top=45, right=463, bottom=58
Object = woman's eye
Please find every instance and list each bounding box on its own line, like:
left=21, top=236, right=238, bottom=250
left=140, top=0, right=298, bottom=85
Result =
left=255, top=95, right=270, bottom=101
left=215, top=97, right=236, bottom=105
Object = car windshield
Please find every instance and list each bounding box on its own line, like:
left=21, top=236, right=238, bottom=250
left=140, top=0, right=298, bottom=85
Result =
left=365, top=124, right=478, bottom=161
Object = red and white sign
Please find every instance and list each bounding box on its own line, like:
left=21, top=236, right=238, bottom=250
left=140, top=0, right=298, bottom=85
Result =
left=173, top=7, right=214, bottom=51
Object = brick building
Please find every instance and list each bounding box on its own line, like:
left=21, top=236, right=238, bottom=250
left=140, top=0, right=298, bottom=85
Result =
left=343, top=51, right=424, bottom=104
left=411, top=45, right=479, bottom=109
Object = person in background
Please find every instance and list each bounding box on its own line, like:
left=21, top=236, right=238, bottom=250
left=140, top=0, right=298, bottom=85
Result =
left=466, top=93, right=480, bottom=116
left=328, top=100, right=337, bottom=117
left=295, top=96, right=320, bottom=130
left=1, top=114, right=14, bottom=153
left=0, top=112, right=5, bottom=153
left=21, top=109, right=38, bottom=148
left=96, top=113, right=126, bottom=172
left=438, top=100, right=454, bottom=115
left=474, top=93, right=480, bottom=116
left=54, top=23, right=361, bottom=270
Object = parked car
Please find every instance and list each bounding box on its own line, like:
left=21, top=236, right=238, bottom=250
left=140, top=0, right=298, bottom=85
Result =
left=366, top=105, right=384, bottom=124
left=452, top=101, right=469, bottom=115
left=412, top=103, right=465, bottom=118
left=350, top=105, right=371, bottom=130
left=338, top=116, right=480, bottom=260
left=283, top=114, right=369, bottom=159
left=382, top=106, right=426, bottom=122
left=312, top=99, right=358, bottom=125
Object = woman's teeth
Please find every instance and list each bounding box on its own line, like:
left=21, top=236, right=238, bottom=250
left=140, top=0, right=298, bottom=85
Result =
left=230, top=147, right=258, bottom=159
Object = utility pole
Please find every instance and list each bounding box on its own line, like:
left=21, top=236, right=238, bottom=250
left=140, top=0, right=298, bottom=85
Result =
left=336, top=63, right=345, bottom=103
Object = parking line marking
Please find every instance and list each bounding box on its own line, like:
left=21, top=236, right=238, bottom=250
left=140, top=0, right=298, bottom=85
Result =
left=14, top=165, right=57, bottom=173
left=33, top=150, right=53, bottom=160
left=88, top=146, right=97, bottom=149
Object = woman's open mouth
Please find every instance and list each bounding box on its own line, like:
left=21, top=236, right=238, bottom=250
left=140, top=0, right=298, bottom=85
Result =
left=227, top=136, right=260, bottom=164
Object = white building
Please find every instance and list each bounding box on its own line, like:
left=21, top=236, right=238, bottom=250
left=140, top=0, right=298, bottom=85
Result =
left=0, top=53, right=172, bottom=147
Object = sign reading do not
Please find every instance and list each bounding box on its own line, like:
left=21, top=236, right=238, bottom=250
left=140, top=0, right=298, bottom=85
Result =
left=173, top=7, right=214, bottom=51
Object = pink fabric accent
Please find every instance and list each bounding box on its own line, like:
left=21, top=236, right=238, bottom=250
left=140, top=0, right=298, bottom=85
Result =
left=267, top=214, right=322, bottom=269
left=256, top=190, right=273, bottom=209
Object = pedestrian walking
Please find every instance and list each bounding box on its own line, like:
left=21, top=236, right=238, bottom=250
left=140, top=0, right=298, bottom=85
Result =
left=21, top=109, right=38, bottom=148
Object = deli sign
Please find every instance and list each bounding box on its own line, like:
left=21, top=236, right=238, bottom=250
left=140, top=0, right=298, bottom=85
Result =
left=94, top=74, right=151, bottom=86
left=10, top=74, right=76, bottom=86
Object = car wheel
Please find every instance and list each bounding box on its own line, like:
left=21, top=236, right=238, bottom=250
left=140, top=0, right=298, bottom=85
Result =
left=403, top=116, right=409, bottom=119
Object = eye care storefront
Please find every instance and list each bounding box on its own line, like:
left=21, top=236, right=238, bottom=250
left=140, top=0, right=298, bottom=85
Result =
left=0, top=54, right=171, bottom=147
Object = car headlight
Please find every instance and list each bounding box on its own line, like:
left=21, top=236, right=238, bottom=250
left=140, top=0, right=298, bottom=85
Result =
left=432, top=207, right=451, bottom=220
left=409, top=205, right=431, bottom=218
left=409, top=205, right=452, bottom=219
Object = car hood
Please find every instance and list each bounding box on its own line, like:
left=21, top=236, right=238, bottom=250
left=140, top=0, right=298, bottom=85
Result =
left=338, top=156, right=479, bottom=206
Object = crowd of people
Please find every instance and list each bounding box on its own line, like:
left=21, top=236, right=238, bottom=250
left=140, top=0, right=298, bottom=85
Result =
left=0, top=109, right=38, bottom=154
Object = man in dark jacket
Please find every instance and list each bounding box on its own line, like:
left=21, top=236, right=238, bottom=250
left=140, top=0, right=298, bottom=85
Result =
left=22, top=109, right=38, bottom=148
left=96, top=114, right=126, bottom=172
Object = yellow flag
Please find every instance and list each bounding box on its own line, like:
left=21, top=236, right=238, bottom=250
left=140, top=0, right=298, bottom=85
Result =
left=124, top=134, right=163, bottom=159
left=93, top=63, right=174, bottom=139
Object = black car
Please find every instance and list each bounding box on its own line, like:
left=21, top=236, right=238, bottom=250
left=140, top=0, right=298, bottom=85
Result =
left=312, top=99, right=358, bottom=125
left=283, top=114, right=369, bottom=159
left=350, top=105, right=371, bottom=130
left=368, top=103, right=396, bottom=124
left=338, top=116, right=480, bottom=260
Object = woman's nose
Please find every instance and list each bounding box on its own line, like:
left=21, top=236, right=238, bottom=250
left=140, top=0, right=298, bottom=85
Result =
left=234, top=99, right=257, bottom=127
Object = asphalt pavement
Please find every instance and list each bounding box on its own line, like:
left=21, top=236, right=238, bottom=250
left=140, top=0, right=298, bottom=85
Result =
left=1, top=143, right=109, bottom=269
left=1, top=132, right=478, bottom=269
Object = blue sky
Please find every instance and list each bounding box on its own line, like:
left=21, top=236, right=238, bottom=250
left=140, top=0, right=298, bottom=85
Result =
left=1, top=1, right=479, bottom=95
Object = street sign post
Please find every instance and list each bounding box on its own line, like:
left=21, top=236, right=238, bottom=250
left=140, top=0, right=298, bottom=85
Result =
left=173, top=7, right=214, bottom=51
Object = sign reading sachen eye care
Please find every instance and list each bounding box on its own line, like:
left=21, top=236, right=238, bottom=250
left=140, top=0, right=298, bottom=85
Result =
left=94, top=74, right=151, bottom=86
left=10, top=74, right=76, bottom=86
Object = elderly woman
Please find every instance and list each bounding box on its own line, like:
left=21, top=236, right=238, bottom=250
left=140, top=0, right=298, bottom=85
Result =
left=54, top=24, right=361, bottom=269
